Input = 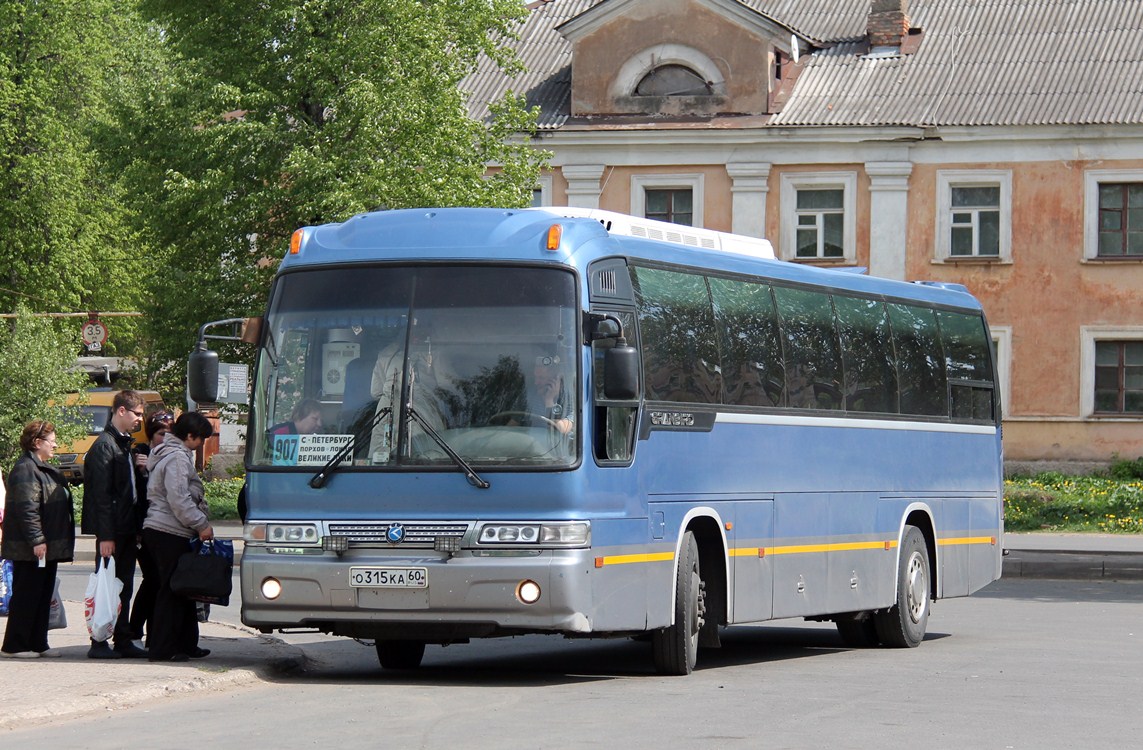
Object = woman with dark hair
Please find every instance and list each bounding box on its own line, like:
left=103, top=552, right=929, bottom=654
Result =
left=1, top=420, right=75, bottom=658
left=142, top=411, right=214, bottom=662
left=128, top=410, right=175, bottom=643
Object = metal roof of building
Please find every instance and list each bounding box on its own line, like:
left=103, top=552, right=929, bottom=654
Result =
left=463, top=0, right=1143, bottom=130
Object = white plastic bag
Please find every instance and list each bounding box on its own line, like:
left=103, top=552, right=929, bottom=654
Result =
left=48, top=577, right=67, bottom=630
left=84, top=557, right=123, bottom=642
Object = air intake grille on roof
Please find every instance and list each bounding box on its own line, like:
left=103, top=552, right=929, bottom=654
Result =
left=327, top=522, right=469, bottom=546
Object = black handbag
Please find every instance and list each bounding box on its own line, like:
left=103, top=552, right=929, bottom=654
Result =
left=170, top=539, right=233, bottom=606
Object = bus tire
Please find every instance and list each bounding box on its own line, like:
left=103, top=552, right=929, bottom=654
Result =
left=652, top=531, right=705, bottom=675
left=375, top=639, right=426, bottom=669
left=875, top=525, right=930, bottom=648
left=835, top=614, right=880, bottom=648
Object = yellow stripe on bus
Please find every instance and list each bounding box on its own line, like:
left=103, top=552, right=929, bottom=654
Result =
left=597, top=535, right=993, bottom=567
left=937, top=536, right=996, bottom=547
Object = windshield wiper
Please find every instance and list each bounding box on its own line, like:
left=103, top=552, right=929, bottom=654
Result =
left=406, top=406, right=490, bottom=489
left=309, top=407, right=391, bottom=489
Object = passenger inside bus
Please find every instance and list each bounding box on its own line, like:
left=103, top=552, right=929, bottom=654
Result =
left=269, top=398, right=324, bottom=435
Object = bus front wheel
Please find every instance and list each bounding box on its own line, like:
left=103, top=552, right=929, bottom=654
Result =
left=375, top=639, right=426, bottom=670
left=652, top=531, right=705, bottom=675
left=874, top=525, right=930, bottom=648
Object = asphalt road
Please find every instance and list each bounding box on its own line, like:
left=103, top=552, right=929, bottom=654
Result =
left=14, top=575, right=1143, bottom=749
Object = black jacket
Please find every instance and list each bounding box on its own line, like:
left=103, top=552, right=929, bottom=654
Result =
left=81, top=424, right=138, bottom=540
left=1, top=451, right=75, bottom=562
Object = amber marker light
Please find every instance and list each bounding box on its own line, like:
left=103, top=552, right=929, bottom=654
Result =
left=289, top=228, right=304, bottom=255
left=545, top=223, right=562, bottom=251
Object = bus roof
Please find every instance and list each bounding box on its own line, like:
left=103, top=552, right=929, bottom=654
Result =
left=285, top=207, right=982, bottom=312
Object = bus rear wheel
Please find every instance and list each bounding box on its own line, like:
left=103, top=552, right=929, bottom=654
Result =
left=375, top=639, right=426, bottom=669
left=874, top=525, right=930, bottom=648
left=652, top=531, right=705, bottom=675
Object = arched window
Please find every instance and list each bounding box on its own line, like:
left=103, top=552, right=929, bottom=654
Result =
left=634, top=64, right=711, bottom=97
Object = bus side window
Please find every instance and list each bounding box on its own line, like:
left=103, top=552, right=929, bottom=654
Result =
left=773, top=286, right=843, bottom=411
left=834, top=295, right=898, bottom=414
left=632, top=267, right=720, bottom=404
left=887, top=303, right=948, bottom=417
left=709, top=276, right=784, bottom=408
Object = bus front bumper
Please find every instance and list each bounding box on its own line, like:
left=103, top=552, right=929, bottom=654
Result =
left=239, top=547, right=600, bottom=640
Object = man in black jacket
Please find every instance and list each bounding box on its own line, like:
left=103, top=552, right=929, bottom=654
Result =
left=82, top=390, right=148, bottom=659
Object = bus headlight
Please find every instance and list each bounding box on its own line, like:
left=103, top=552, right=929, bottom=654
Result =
left=476, top=522, right=589, bottom=547
left=266, top=523, right=320, bottom=545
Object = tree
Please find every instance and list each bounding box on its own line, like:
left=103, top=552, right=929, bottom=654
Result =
left=0, top=308, right=90, bottom=469
left=113, top=0, right=548, bottom=390
left=0, top=0, right=147, bottom=356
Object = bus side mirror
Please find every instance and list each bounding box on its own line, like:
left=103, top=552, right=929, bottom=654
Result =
left=188, top=344, right=220, bottom=404
left=604, top=341, right=639, bottom=400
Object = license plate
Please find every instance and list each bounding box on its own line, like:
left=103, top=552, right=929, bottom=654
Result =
left=349, top=566, right=428, bottom=589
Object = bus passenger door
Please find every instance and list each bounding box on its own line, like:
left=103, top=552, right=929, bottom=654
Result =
left=730, top=500, right=774, bottom=623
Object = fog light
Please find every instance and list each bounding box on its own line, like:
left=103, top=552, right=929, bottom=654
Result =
left=322, top=535, right=349, bottom=554
left=261, top=577, right=282, bottom=600
left=516, top=579, right=541, bottom=604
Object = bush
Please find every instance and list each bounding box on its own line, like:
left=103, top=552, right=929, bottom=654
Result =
left=1109, top=455, right=1143, bottom=481
left=71, top=476, right=242, bottom=525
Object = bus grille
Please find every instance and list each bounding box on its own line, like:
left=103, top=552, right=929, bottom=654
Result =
left=326, top=522, right=469, bottom=547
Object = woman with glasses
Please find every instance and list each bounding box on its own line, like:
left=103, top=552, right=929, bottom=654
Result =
left=1, top=420, right=75, bottom=658
left=128, top=411, right=175, bottom=644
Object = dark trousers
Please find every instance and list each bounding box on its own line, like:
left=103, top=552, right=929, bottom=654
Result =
left=92, top=532, right=138, bottom=646
left=1, top=560, right=58, bottom=654
left=129, top=536, right=159, bottom=644
left=144, top=528, right=200, bottom=660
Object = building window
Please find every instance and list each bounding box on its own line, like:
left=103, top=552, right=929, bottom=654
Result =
left=531, top=174, right=552, bottom=208
left=991, top=326, right=1011, bottom=419
left=950, top=186, right=1000, bottom=256
left=779, top=172, right=857, bottom=263
left=1081, top=328, right=1143, bottom=417
left=1095, top=341, right=1143, bottom=414
left=1085, top=171, right=1143, bottom=260
left=1097, top=183, right=1143, bottom=257
left=645, top=189, right=693, bottom=226
left=631, top=174, right=704, bottom=228
left=795, top=189, right=844, bottom=258
left=936, top=170, right=1012, bottom=262
left=635, top=65, right=711, bottom=97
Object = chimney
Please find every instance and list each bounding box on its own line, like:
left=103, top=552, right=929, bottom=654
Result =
left=868, top=0, right=910, bottom=48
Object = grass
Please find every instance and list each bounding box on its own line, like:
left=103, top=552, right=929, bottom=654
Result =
left=1005, top=473, right=1143, bottom=533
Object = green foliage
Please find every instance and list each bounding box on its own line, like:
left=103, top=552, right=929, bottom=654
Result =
left=1005, top=474, right=1143, bottom=533
left=71, top=475, right=242, bottom=523
left=1109, top=455, right=1143, bottom=481
left=110, top=0, right=548, bottom=384
left=0, top=307, right=91, bottom=469
left=0, top=0, right=148, bottom=345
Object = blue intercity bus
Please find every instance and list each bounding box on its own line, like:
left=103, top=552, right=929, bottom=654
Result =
left=190, top=207, right=1003, bottom=675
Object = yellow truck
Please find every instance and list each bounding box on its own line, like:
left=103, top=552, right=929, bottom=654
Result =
left=55, top=389, right=166, bottom=484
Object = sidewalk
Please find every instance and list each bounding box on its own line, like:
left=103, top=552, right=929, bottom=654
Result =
left=0, top=598, right=304, bottom=732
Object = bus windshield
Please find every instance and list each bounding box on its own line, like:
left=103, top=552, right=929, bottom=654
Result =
left=249, top=264, right=579, bottom=471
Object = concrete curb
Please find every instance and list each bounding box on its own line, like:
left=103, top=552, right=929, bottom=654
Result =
left=0, top=600, right=305, bottom=733
left=1001, top=551, right=1143, bottom=580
